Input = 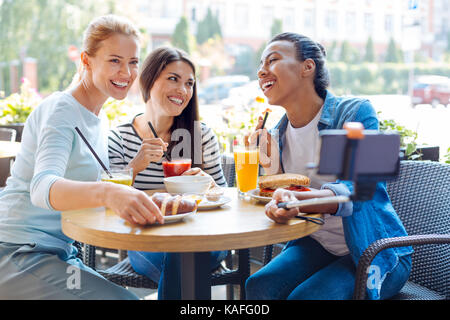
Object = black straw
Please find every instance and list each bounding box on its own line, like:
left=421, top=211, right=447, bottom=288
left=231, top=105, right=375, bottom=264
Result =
left=147, top=121, right=171, bottom=161
left=75, top=127, right=113, bottom=178
left=256, top=111, right=269, bottom=147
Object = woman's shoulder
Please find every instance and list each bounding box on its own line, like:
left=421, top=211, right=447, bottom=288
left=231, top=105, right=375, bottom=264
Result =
left=330, top=94, right=377, bottom=129
left=200, top=122, right=214, bottom=135
left=29, top=92, right=82, bottom=125
left=334, top=94, right=374, bottom=111
left=327, top=91, right=375, bottom=117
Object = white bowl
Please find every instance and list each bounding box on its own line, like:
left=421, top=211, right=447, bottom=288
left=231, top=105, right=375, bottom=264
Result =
left=163, top=175, right=211, bottom=194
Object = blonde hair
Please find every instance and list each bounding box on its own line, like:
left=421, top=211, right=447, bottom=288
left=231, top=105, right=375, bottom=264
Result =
left=69, top=15, right=140, bottom=86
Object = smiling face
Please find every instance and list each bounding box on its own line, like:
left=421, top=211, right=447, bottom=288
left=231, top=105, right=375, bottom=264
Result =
left=147, top=60, right=195, bottom=117
left=86, top=33, right=139, bottom=101
left=257, top=40, right=309, bottom=108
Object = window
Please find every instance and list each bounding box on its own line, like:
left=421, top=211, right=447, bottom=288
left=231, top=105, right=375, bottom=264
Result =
left=262, top=6, right=274, bottom=34
left=325, top=10, right=338, bottom=31
left=304, top=9, right=315, bottom=30
left=364, top=13, right=374, bottom=34
left=284, top=8, right=295, bottom=30
left=385, top=14, right=394, bottom=33
left=345, top=12, right=356, bottom=34
left=191, top=7, right=196, bottom=22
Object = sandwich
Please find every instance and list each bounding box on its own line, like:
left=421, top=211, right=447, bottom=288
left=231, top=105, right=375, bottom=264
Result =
left=258, top=173, right=311, bottom=197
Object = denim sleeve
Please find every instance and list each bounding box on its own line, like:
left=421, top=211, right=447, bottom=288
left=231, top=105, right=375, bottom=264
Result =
left=321, top=181, right=354, bottom=217
left=320, top=100, right=379, bottom=217
left=354, top=100, right=379, bottom=130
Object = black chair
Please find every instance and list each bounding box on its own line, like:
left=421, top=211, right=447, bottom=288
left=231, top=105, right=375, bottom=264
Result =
left=353, top=161, right=450, bottom=300
left=82, top=154, right=251, bottom=299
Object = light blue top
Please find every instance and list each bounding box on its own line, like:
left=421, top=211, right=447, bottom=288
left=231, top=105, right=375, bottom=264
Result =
left=273, top=90, right=413, bottom=300
left=0, top=92, right=109, bottom=256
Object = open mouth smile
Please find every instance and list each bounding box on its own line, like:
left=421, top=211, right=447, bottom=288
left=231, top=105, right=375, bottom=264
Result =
left=111, top=80, right=129, bottom=89
left=261, top=80, right=276, bottom=93
left=168, top=96, right=184, bottom=106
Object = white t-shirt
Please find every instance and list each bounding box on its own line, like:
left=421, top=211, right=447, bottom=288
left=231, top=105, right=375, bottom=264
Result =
left=282, top=108, right=349, bottom=256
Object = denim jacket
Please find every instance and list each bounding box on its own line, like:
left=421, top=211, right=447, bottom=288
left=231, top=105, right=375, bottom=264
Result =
left=273, top=90, right=413, bottom=300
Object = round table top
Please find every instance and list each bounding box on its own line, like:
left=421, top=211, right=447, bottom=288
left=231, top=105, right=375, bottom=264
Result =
left=0, top=141, right=20, bottom=159
left=61, top=188, right=322, bottom=252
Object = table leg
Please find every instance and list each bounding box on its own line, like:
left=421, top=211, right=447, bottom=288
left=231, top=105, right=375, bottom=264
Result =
left=180, top=252, right=211, bottom=299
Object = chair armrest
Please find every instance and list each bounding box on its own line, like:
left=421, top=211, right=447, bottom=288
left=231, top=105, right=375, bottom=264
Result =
left=353, top=234, right=450, bottom=300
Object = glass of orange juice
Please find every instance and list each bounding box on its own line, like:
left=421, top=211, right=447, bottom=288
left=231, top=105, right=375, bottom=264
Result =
left=101, top=168, right=133, bottom=186
left=233, top=145, right=259, bottom=197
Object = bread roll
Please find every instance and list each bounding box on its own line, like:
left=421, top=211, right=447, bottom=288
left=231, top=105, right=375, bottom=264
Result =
left=151, top=193, right=198, bottom=216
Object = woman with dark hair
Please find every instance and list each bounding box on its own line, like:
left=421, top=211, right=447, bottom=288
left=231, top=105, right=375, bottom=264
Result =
left=108, top=46, right=227, bottom=299
left=245, top=32, right=412, bottom=300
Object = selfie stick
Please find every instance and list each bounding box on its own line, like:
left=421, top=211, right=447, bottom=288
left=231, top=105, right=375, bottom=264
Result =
left=277, top=122, right=400, bottom=211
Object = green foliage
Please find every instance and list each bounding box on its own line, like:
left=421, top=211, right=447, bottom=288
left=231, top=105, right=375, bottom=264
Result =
left=212, top=100, right=261, bottom=153
left=0, top=78, right=42, bottom=124
left=171, top=16, right=194, bottom=54
left=231, top=46, right=256, bottom=79
left=102, top=97, right=135, bottom=128
left=270, top=19, right=283, bottom=38
left=328, top=62, right=450, bottom=95
left=444, top=147, right=450, bottom=164
left=326, top=41, right=338, bottom=62
left=0, top=0, right=111, bottom=95
left=385, top=38, right=403, bottom=63
left=196, top=8, right=222, bottom=45
left=364, top=37, right=375, bottom=62
left=378, top=112, right=421, bottom=160
left=339, top=41, right=360, bottom=63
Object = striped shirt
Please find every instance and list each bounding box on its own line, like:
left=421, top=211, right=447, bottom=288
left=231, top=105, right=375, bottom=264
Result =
left=108, top=116, right=227, bottom=190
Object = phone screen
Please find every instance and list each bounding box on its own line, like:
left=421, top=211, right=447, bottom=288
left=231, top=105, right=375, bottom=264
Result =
left=317, top=130, right=400, bottom=181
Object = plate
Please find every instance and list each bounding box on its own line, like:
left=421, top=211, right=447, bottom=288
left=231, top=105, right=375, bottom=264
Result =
left=163, top=211, right=195, bottom=223
left=197, top=196, right=232, bottom=210
left=247, top=188, right=272, bottom=204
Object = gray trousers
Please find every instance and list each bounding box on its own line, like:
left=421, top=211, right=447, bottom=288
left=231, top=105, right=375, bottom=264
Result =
left=0, top=242, right=139, bottom=300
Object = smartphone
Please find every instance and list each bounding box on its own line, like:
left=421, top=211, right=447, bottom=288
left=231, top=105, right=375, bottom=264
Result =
left=317, top=129, right=401, bottom=182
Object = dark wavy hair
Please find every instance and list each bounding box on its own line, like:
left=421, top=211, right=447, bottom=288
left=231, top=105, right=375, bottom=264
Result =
left=269, top=32, right=330, bottom=100
left=139, top=46, right=201, bottom=167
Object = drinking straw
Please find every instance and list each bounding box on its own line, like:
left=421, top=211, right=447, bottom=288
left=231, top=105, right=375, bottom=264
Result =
left=147, top=121, right=172, bottom=161
left=74, top=127, right=113, bottom=178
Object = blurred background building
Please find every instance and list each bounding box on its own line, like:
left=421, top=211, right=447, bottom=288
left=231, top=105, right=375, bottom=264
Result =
left=127, top=0, right=450, bottom=61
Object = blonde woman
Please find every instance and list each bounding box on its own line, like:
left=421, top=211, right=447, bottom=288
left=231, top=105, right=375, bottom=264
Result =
left=0, top=15, right=163, bottom=299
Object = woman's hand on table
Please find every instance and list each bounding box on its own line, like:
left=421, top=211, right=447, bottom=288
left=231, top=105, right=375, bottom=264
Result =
left=104, top=183, right=164, bottom=225
left=245, top=115, right=281, bottom=175
left=128, top=138, right=168, bottom=174
left=265, top=188, right=338, bottom=223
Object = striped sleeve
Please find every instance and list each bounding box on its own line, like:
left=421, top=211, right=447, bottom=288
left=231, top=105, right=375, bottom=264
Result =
left=201, top=123, right=227, bottom=187
left=108, top=128, right=127, bottom=170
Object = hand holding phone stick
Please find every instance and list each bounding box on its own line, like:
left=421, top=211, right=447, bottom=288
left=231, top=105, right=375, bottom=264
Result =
left=277, top=196, right=350, bottom=210
left=275, top=122, right=401, bottom=223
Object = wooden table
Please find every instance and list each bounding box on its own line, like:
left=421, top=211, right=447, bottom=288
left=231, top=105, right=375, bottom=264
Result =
left=61, top=188, right=322, bottom=299
left=0, top=141, right=20, bottom=159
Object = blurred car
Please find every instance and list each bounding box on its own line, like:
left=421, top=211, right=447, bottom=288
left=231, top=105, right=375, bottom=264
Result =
left=198, top=75, right=250, bottom=104
left=412, top=75, right=450, bottom=108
